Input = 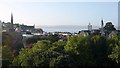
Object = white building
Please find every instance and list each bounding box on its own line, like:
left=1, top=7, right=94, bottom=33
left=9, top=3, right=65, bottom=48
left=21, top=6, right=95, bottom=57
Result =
left=88, top=23, right=92, bottom=31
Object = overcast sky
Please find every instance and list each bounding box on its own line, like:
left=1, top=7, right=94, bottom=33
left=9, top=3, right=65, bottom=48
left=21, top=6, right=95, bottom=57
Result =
left=0, top=1, right=118, bottom=27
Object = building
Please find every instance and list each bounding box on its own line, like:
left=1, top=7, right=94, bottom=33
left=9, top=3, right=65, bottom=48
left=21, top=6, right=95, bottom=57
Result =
left=2, top=13, right=36, bottom=33
left=2, top=22, right=12, bottom=32
left=100, top=19, right=105, bottom=36
left=2, top=13, right=15, bottom=32
left=19, top=24, right=35, bottom=32
left=88, top=23, right=92, bottom=31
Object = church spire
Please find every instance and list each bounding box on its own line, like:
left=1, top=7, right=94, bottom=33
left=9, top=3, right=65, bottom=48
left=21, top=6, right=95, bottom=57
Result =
left=101, top=19, right=104, bottom=28
left=10, top=12, right=14, bottom=31
left=11, top=12, right=13, bottom=25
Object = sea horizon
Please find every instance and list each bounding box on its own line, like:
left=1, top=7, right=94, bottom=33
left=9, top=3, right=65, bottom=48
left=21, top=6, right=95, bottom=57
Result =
left=35, top=25, right=101, bottom=33
left=35, top=25, right=118, bottom=33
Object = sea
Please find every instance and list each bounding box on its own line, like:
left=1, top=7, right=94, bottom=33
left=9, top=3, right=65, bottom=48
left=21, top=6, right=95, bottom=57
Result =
left=36, top=25, right=99, bottom=33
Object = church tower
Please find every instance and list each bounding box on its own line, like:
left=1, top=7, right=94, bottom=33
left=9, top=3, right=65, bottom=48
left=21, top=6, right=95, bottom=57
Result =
left=88, top=22, right=92, bottom=31
left=9, top=12, right=14, bottom=32
left=101, top=19, right=104, bottom=28
left=101, top=19, right=105, bottom=36
left=11, top=13, right=14, bottom=29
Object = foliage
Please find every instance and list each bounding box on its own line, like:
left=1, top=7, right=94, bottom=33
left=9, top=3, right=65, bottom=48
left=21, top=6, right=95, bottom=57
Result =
left=108, top=35, right=120, bottom=64
left=90, top=35, right=109, bottom=66
left=2, top=32, right=24, bottom=66
left=104, top=22, right=116, bottom=32
left=108, top=44, right=120, bottom=63
left=32, top=34, right=59, bottom=43
left=49, top=34, right=60, bottom=43
left=64, top=34, right=111, bottom=66
left=2, top=32, right=13, bottom=46
left=2, top=45, right=14, bottom=66
left=11, top=41, right=24, bottom=56
left=2, top=45, right=13, bottom=60
left=12, top=33, right=120, bottom=67
left=12, top=40, right=76, bottom=67
left=24, top=37, right=37, bottom=45
left=12, top=40, right=51, bottom=65
left=49, top=54, right=76, bottom=67
left=64, top=35, right=96, bottom=66
left=48, top=41, right=66, bottom=53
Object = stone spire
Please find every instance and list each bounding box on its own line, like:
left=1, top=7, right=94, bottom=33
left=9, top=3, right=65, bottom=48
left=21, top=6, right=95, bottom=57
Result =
left=101, top=19, right=104, bottom=28
left=101, top=19, right=105, bottom=36
left=10, top=12, right=14, bottom=32
left=11, top=13, right=13, bottom=24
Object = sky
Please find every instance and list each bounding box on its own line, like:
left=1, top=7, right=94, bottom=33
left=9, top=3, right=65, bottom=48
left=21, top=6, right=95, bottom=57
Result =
left=0, top=1, right=118, bottom=27
left=0, top=0, right=119, bottom=2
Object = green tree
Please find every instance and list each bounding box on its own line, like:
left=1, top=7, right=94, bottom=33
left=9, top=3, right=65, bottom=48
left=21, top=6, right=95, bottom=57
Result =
left=90, top=35, right=109, bottom=66
left=2, top=32, right=24, bottom=56
left=48, top=41, right=66, bottom=53
left=49, top=54, right=76, bottom=68
left=12, top=34, right=120, bottom=67
left=108, top=44, right=120, bottom=64
left=2, top=32, right=13, bottom=46
left=64, top=35, right=95, bottom=66
left=2, top=45, right=14, bottom=66
left=104, top=22, right=116, bottom=33
left=12, top=40, right=50, bottom=66
left=49, top=34, right=60, bottom=43
left=12, top=40, right=76, bottom=67
left=108, top=34, right=120, bottom=65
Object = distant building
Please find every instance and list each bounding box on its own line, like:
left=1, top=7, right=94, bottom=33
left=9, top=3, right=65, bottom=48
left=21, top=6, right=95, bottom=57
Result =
left=80, top=30, right=91, bottom=35
left=2, top=13, right=36, bottom=33
left=2, top=13, right=15, bottom=32
left=80, top=30, right=89, bottom=36
left=2, top=22, right=12, bottom=32
left=91, top=29, right=100, bottom=35
left=100, top=19, right=105, bottom=36
left=32, top=28, right=43, bottom=33
left=19, top=24, right=35, bottom=32
left=88, top=23, right=92, bottom=31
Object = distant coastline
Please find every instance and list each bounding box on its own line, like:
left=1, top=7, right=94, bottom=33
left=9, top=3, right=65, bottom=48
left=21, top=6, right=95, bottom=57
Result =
left=35, top=25, right=118, bottom=33
left=36, top=25, right=99, bottom=33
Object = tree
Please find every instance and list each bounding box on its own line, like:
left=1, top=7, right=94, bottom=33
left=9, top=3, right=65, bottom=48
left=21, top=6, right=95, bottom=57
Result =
left=48, top=41, right=66, bottom=53
left=49, top=34, right=60, bottom=43
left=108, top=34, right=120, bottom=65
left=49, top=54, right=76, bottom=68
left=12, top=40, right=51, bottom=66
left=2, top=32, right=13, bottom=46
left=11, top=41, right=24, bottom=56
left=12, top=40, right=76, bottom=67
left=108, top=44, right=120, bottom=64
left=34, top=28, right=44, bottom=34
left=64, top=35, right=95, bottom=66
left=2, top=32, right=25, bottom=66
left=24, top=37, right=37, bottom=48
left=12, top=34, right=120, bottom=67
left=2, top=45, right=14, bottom=66
left=90, top=35, right=109, bottom=66
left=104, top=22, right=116, bottom=32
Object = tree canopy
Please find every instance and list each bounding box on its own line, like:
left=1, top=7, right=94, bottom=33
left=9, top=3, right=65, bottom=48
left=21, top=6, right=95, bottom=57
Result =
left=104, top=22, right=116, bottom=31
left=8, top=32, right=120, bottom=67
